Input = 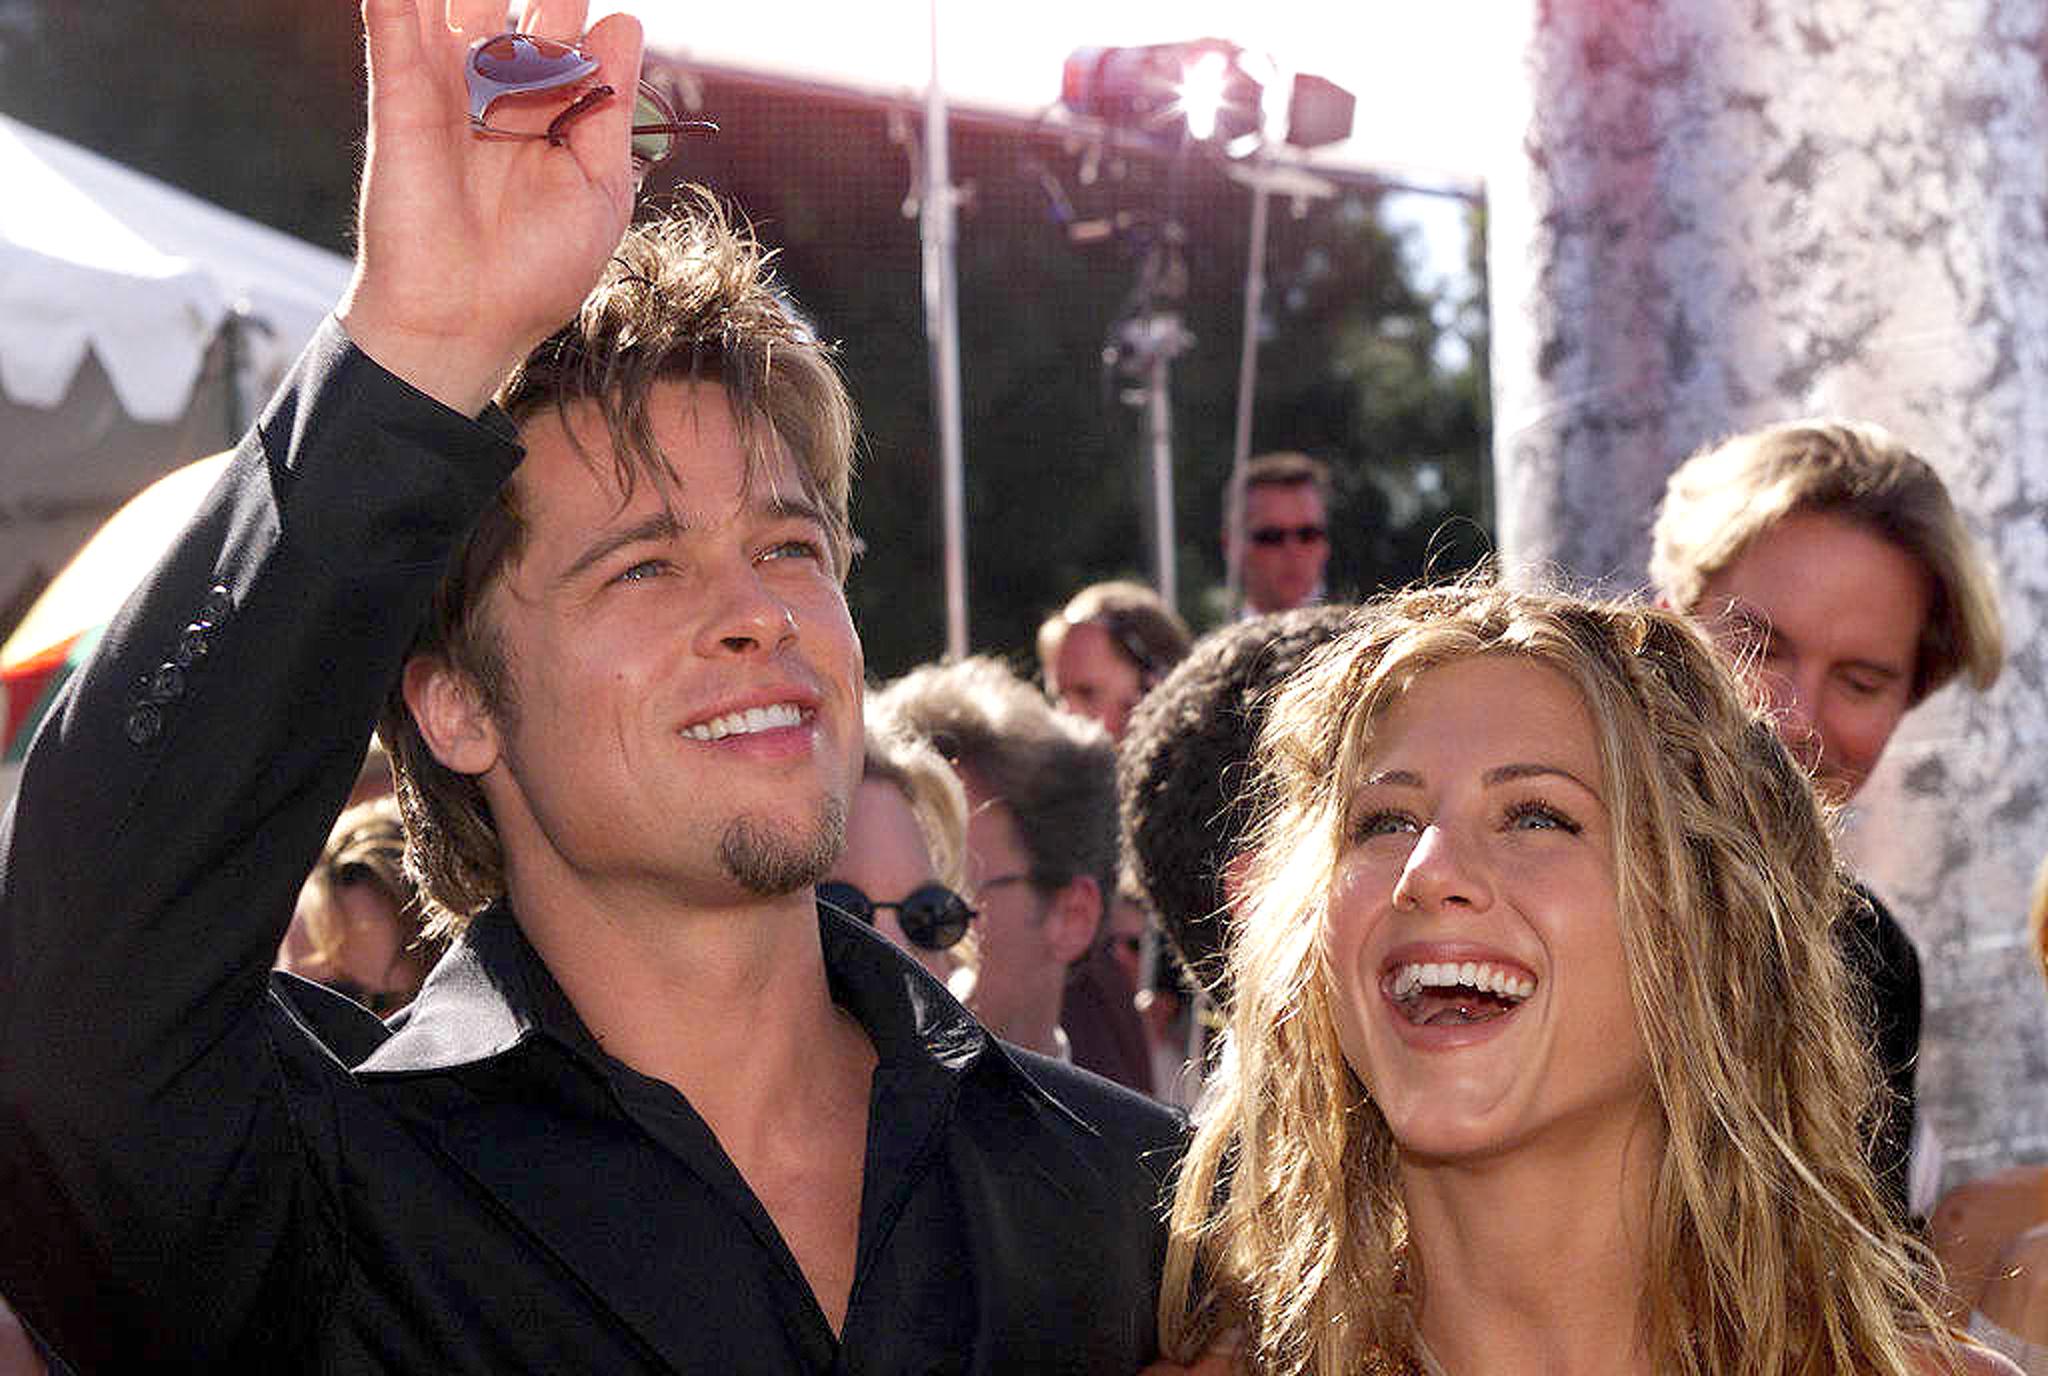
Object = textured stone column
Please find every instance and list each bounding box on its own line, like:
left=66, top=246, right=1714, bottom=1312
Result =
left=1490, top=1, right=2048, bottom=1186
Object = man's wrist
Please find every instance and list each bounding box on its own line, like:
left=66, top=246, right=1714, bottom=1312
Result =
left=334, top=307, right=527, bottom=420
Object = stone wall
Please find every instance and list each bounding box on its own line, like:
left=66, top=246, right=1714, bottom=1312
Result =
left=1489, top=0, right=2048, bottom=1188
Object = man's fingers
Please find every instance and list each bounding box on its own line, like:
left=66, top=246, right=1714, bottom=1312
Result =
left=364, top=0, right=457, bottom=145
left=449, top=0, right=511, bottom=42
left=570, top=11, right=644, bottom=160
left=518, top=0, right=592, bottom=44
left=364, top=0, right=430, bottom=84
left=580, top=12, right=643, bottom=93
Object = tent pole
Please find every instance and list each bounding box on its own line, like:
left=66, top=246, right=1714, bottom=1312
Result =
left=220, top=313, right=245, bottom=445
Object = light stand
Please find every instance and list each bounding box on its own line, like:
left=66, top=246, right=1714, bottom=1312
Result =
left=1107, top=268, right=1193, bottom=613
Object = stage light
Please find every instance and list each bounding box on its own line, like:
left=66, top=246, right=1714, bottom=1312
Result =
left=1284, top=73, right=1356, bottom=150
left=1061, top=40, right=1260, bottom=145
left=1177, top=50, right=1233, bottom=141
left=1061, top=40, right=1353, bottom=151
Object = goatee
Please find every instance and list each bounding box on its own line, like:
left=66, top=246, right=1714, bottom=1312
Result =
left=717, top=794, right=848, bottom=896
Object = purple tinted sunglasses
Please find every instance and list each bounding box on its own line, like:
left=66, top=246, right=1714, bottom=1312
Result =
left=465, top=32, right=716, bottom=169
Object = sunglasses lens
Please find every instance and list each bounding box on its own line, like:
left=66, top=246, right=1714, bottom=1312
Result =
left=631, top=83, right=680, bottom=168
left=1249, top=525, right=1324, bottom=546
left=816, top=881, right=876, bottom=926
left=900, top=886, right=974, bottom=952
left=471, top=32, right=591, bottom=85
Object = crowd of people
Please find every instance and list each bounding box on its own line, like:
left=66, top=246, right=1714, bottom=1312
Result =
left=0, top=3, right=2038, bottom=1373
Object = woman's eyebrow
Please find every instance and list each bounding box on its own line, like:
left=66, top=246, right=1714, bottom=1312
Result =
left=1361, top=763, right=1599, bottom=792
left=1484, top=761, right=1599, bottom=795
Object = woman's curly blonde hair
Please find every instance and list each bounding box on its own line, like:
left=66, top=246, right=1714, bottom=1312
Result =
left=1159, top=582, right=1961, bottom=1376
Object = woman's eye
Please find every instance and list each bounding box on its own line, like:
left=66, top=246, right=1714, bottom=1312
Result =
left=1353, top=809, right=1418, bottom=840
left=1505, top=800, right=1580, bottom=834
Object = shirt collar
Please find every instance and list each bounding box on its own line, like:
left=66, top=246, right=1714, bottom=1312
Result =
left=356, top=900, right=997, bottom=1080
left=817, top=904, right=992, bottom=1073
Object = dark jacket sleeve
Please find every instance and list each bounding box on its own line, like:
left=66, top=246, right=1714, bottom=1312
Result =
left=0, top=320, right=522, bottom=1367
left=1840, top=881, right=1922, bottom=1223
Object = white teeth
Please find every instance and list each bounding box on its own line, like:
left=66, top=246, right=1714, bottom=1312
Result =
left=1389, top=960, right=1535, bottom=1002
left=684, top=701, right=803, bottom=741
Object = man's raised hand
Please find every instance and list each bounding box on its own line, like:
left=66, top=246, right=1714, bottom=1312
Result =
left=340, top=0, right=644, bottom=416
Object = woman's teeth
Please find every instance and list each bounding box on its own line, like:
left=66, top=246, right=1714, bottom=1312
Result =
left=1390, top=961, right=1534, bottom=1002
left=1388, top=961, right=1535, bottom=1026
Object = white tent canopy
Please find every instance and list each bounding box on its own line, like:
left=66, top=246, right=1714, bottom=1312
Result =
left=0, top=112, right=350, bottom=421
left=0, top=112, right=351, bottom=630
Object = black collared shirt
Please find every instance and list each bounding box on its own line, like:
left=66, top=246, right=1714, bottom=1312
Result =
left=467, top=906, right=982, bottom=1374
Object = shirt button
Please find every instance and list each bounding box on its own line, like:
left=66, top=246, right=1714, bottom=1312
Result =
left=174, top=626, right=210, bottom=668
left=124, top=703, right=164, bottom=746
left=147, top=663, right=186, bottom=702
left=197, top=585, right=234, bottom=626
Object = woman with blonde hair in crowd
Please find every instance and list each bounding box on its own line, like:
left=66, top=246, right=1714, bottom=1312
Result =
left=1153, top=584, right=2011, bottom=1376
left=278, top=796, right=440, bottom=1016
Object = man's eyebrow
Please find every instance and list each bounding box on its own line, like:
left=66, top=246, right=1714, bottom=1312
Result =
left=759, top=492, right=830, bottom=530
left=559, top=510, right=682, bottom=586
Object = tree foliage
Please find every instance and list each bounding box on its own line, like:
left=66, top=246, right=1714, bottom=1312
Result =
left=0, top=0, right=364, bottom=254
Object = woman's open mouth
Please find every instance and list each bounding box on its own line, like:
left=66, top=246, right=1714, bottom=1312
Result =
left=1386, top=960, right=1534, bottom=1027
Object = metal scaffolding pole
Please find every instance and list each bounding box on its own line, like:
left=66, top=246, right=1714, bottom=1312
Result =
left=921, top=0, right=969, bottom=658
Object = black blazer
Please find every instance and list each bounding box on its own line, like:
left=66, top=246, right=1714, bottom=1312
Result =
left=0, top=323, right=1183, bottom=1372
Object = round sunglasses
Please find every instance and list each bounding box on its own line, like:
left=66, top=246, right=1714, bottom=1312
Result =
left=465, top=32, right=716, bottom=170
left=817, top=881, right=977, bottom=953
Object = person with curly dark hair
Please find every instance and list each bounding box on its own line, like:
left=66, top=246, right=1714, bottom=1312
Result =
left=1117, top=606, right=1356, bottom=998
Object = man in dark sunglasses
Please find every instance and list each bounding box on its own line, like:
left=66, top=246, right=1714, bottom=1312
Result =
left=1225, top=449, right=1335, bottom=616
left=0, top=2, right=1180, bottom=1372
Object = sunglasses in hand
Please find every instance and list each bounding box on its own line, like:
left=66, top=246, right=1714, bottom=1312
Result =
left=465, top=32, right=716, bottom=171
left=817, top=881, right=976, bottom=953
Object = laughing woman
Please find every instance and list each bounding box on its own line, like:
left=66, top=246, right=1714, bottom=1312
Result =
left=1155, top=585, right=2011, bottom=1376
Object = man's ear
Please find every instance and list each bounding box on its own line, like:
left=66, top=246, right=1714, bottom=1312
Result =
left=1046, top=873, right=1104, bottom=966
left=401, top=654, right=502, bottom=776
